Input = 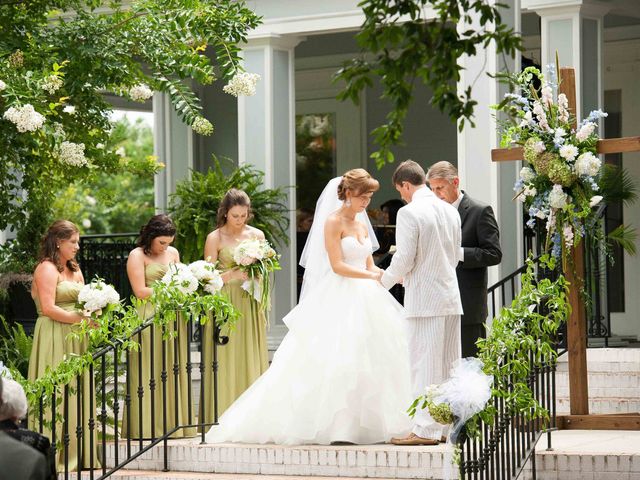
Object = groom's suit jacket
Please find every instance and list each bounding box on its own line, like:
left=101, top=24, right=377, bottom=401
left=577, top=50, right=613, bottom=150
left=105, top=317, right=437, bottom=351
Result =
left=381, top=187, right=463, bottom=317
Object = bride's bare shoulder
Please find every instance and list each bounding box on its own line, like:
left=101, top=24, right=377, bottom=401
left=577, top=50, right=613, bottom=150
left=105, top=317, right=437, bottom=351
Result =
left=324, top=213, right=343, bottom=234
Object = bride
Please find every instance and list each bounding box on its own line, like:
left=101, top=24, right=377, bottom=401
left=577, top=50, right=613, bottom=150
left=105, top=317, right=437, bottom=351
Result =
left=205, top=169, right=413, bottom=445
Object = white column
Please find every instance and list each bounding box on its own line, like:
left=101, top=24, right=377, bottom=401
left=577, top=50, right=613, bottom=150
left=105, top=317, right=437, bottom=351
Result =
left=456, top=0, right=521, bottom=285
left=238, top=35, right=302, bottom=347
left=523, top=0, right=608, bottom=121
left=153, top=92, right=194, bottom=211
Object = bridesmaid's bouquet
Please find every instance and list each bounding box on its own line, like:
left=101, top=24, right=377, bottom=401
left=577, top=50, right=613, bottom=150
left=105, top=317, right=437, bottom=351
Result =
left=160, top=263, right=199, bottom=295
left=232, top=238, right=280, bottom=312
left=77, top=278, right=121, bottom=319
left=188, top=260, right=224, bottom=295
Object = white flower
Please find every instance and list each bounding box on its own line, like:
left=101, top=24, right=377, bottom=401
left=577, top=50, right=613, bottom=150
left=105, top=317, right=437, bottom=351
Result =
left=540, top=85, right=553, bottom=105
left=95, top=143, right=105, bottom=149
left=85, top=195, right=97, bottom=206
left=78, top=280, right=120, bottom=315
left=589, top=195, right=603, bottom=208
left=519, top=111, right=533, bottom=128
left=192, top=117, right=213, bottom=136
left=0, top=80, right=6, bottom=91
left=233, top=238, right=267, bottom=266
left=557, top=93, right=570, bottom=122
left=3, top=104, right=45, bottom=132
left=563, top=225, right=574, bottom=248
left=58, top=141, right=87, bottom=166
left=42, top=75, right=63, bottom=94
left=554, top=128, right=566, bottom=139
left=575, top=122, right=596, bottom=142
left=115, top=146, right=126, bottom=157
left=549, top=184, right=569, bottom=209
left=523, top=185, right=537, bottom=198
left=535, top=210, right=547, bottom=219
left=575, top=152, right=601, bottom=177
left=520, top=167, right=536, bottom=183
left=559, top=144, right=578, bottom=162
left=82, top=218, right=91, bottom=229
left=161, top=263, right=199, bottom=295
left=532, top=101, right=550, bottom=131
left=63, top=105, right=76, bottom=115
left=533, top=141, right=546, bottom=154
left=204, top=272, right=224, bottom=294
left=129, top=84, right=153, bottom=102
left=223, top=72, right=261, bottom=97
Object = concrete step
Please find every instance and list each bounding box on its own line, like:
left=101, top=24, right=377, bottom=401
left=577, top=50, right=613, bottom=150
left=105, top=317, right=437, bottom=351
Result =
left=101, top=439, right=450, bottom=479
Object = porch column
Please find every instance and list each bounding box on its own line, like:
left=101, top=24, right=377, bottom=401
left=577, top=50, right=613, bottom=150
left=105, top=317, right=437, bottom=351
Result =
left=153, top=92, right=195, bottom=211
left=456, top=0, right=521, bottom=282
left=239, top=34, right=302, bottom=346
left=523, top=0, right=608, bottom=121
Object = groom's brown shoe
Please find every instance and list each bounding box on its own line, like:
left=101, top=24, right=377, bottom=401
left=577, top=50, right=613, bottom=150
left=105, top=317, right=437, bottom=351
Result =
left=390, top=433, right=439, bottom=446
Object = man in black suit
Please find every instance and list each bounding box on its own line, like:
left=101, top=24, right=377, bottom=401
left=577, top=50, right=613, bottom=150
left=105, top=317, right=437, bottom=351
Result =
left=427, top=161, right=502, bottom=357
left=0, top=377, right=50, bottom=480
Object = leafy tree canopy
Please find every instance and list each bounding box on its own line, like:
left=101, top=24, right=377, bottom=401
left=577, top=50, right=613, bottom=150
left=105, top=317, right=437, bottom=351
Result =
left=335, top=0, right=522, bottom=167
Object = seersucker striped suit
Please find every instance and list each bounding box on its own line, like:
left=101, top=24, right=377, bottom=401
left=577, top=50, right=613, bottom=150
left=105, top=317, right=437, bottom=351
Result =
left=381, top=186, right=463, bottom=440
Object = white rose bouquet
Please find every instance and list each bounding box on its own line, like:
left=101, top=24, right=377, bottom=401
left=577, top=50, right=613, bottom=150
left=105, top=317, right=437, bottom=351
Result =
left=160, top=263, right=199, bottom=295
left=77, top=278, right=121, bottom=319
left=232, top=238, right=280, bottom=312
left=188, top=259, right=224, bottom=295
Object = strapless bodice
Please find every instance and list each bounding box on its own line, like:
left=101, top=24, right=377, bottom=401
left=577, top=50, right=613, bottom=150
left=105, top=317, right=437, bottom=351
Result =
left=34, top=280, right=82, bottom=316
left=145, top=262, right=169, bottom=286
left=340, top=236, right=372, bottom=269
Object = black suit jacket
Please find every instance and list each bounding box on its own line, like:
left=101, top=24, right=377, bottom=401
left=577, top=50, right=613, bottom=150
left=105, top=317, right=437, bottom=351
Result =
left=0, top=431, right=49, bottom=480
left=456, top=192, right=502, bottom=326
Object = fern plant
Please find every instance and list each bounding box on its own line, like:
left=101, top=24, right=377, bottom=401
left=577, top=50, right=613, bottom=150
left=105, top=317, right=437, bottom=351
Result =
left=168, top=157, right=290, bottom=263
left=0, top=315, right=33, bottom=378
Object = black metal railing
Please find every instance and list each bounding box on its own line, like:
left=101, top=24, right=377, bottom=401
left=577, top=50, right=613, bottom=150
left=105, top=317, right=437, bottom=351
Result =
left=31, top=309, right=228, bottom=479
left=458, top=256, right=559, bottom=480
left=78, top=233, right=138, bottom=305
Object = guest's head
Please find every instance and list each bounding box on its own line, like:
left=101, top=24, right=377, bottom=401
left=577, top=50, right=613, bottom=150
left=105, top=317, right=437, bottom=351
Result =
left=338, top=169, right=379, bottom=213
left=426, top=161, right=460, bottom=204
left=392, top=160, right=426, bottom=203
left=297, top=208, right=315, bottom=232
left=39, top=220, right=80, bottom=272
left=380, top=199, right=405, bottom=225
left=217, top=189, right=253, bottom=229
left=0, top=378, right=28, bottom=424
left=137, top=214, right=176, bottom=256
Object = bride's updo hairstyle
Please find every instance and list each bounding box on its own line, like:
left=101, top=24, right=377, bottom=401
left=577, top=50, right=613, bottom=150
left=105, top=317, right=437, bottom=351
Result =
left=217, top=188, right=253, bottom=227
left=337, top=169, right=379, bottom=201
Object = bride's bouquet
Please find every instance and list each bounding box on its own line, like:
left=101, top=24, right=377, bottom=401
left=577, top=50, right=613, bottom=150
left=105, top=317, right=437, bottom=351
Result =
left=232, top=238, right=280, bottom=312
left=188, top=259, right=224, bottom=295
left=77, top=278, right=121, bottom=319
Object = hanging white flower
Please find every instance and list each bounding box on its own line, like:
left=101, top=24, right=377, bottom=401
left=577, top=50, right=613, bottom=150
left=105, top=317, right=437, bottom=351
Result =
left=559, top=144, right=578, bottom=162
left=589, top=195, right=603, bottom=208
left=575, top=122, right=597, bottom=142
left=549, top=184, right=569, bottom=209
left=223, top=72, right=261, bottom=97
left=58, top=141, right=87, bottom=166
left=63, top=105, right=76, bottom=115
left=41, top=75, right=63, bottom=94
left=192, top=117, right=214, bottom=136
left=520, top=166, right=536, bottom=183
left=0, top=80, right=6, bottom=91
left=3, top=104, right=45, bottom=132
left=115, top=146, right=126, bottom=157
left=563, top=225, right=574, bottom=248
left=95, top=143, right=105, bottom=149
left=575, top=152, right=601, bottom=177
left=129, top=84, right=153, bottom=102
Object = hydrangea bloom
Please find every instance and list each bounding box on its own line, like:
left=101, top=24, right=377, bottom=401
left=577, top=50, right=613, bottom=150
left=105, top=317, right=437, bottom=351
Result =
left=223, top=72, right=261, bottom=97
left=519, top=167, right=536, bottom=183
left=549, top=185, right=568, bottom=209
left=192, top=117, right=214, bottom=136
left=42, top=75, right=63, bottom=94
left=161, top=263, right=199, bottom=295
left=78, top=279, right=120, bottom=317
left=58, top=141, right=87, bottom=166
left=574, top=152, right=601, bottom=177
left=3, top=104, right=45, bottom=132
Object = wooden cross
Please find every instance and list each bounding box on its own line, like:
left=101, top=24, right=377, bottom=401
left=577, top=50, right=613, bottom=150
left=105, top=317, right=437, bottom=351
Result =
left=492, top=67, right=640, bottom=430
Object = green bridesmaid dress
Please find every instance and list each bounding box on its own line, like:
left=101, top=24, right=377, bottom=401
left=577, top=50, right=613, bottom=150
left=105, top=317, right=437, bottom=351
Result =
left=200, top=247, right=269, bottom=424
left=122, top=263, right=196, bottom=439
left=28, top=280, right=100, bottom=472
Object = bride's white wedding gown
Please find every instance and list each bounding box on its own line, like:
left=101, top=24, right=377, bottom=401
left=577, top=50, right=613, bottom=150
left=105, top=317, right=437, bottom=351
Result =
left=205, top=236, right=413, bottom=445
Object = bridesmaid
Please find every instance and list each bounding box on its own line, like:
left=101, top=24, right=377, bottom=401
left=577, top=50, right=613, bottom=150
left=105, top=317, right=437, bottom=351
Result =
left=28, top=220, right=99, bottom=471
left=201, top=189, right=269, bottom=421
left=123, top=214, right=195, bottom=439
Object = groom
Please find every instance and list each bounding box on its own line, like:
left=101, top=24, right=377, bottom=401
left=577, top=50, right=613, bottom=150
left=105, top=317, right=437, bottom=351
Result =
left=381, top=160, right=463, bottom=446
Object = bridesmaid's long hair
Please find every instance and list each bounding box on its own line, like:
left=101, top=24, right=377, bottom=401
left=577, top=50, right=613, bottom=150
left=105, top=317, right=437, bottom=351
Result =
left=216, top=189, right=253, bottom=228
left=137, top=214, right=177, bottom=255
left=39, top=220, right=80, bottom=273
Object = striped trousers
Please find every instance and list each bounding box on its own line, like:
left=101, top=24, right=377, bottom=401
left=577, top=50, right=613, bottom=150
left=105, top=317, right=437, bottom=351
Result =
left=406, top=314, right=461, bottom=440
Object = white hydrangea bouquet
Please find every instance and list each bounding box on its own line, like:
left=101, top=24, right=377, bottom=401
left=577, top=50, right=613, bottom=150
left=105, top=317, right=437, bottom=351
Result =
left=495, top=65, right=607, bottom=264
left=232, top=238, right=280, bottom=312
left=77, top=278, right=121, bottom=319
left=188, top=260, right=224, bottom=295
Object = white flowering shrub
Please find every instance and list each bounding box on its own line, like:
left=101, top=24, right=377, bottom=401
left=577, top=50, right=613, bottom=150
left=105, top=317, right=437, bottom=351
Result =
left=223, top=72, right=260, bottom=97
